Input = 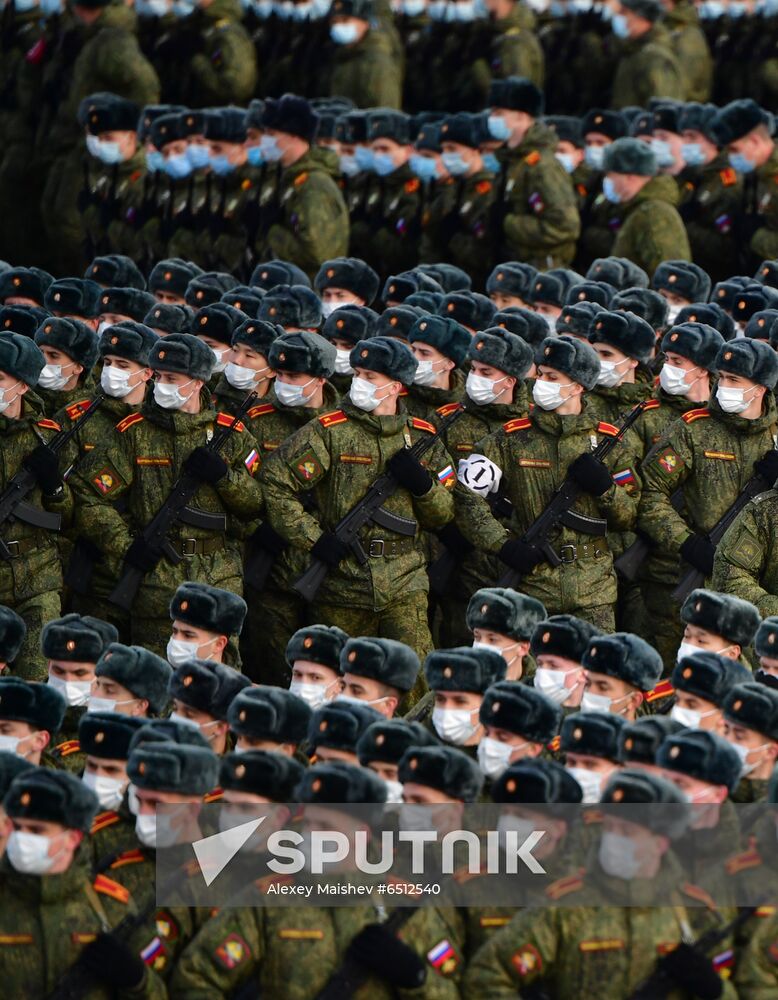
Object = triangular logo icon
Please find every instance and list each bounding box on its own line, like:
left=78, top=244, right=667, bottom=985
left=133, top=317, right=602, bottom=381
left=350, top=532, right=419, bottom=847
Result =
left=192, top=816, right=266, bottom=886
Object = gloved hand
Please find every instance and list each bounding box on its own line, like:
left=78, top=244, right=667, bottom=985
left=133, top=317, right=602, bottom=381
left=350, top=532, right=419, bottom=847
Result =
left=23, top=445, right=62, bottom=496
left=437, top=522, right=473, bottom=559
left=346, top=924, right=427, bottom=989
left=311, top=532, right=350, bottom=568
left=252, top=521, right=287, bottom=556
left=79, top=932, right=146, bottom=990
left=182, top=446, right=229, bottom=484
left=498, top=538, right=544, bottom=575
left=124, top=537, right=162, bottom=573
left=386, top=448, right=433, bottom=496
left=754, top=449, right=778, bottom=484
left=566, top=453, right=613, bottom=496
left=656, top=943, right=723, bottom=1000
left=679, top=533, right=716, bottom=576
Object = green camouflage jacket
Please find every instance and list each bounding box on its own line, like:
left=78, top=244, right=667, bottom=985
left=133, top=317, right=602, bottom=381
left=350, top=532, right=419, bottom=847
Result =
left=327, top=26, right=402, bottom=109
left=186, top=0, right=257, bottom=106
left=611, top=23, right=684, bottom=108
left=403, top=370, right=467, bottom=424
left=678, top=153, right=742, bottom=283
left=82, top=149, right=147, bottom=263
left=712, top=488, right=778, bottom=617
left=349, top=163, right=423, bottom=279
left=750, top=143, right=778, bottom=265
left=611, top=174, right=691, bottom=278
left=665, top=0, right=713, bottom=101
left=470, top=5, right=545, bottom=103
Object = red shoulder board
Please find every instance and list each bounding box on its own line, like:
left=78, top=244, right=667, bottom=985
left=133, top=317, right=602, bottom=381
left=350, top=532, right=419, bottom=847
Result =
left=55, top=739, right=81, bottom=757
left=319, top=409, right=348, bottom=428
left=682, top=882, right=716, bottom=910
left=436, top=402, right=463, bottom=418
left=503, top=417, right=531, bottom=434
left=90, top=810, right=120, bottom=835
left=643, top=398, right=661, bottom=411
left=576, top=183, right=587, bottom=197
left=216, top=412, right=244, bottom=432
left=94, top=874, right=130, bottom=904
left=524, top=151, right=541, bottom=166
left=547, top=734, right=561, bottom=752
left=725, top=847, right=763, bottom=875
left=248, top=403, right=276, bottom=419
left=681, top=407, right=710, bottom=424
left=65, top=399, right=92, bottom=421
left=476, top=179, right=492, bottom=195
left=116, top=412, right=144, bottom=433
left=597, top=421, right=620, bottom=437
left=545, top=868, right=585, bottom=899
left=293, top=171, right=309, bottom=187
left=405, top=178, right=421, bottom=194
left=411, top=417, right=436, bottom=434
left=398, top=387, right=408, bottom=397
left=37, top=418, right=61, bottom=432
left=203, top=786, right=223, bottom=803
left=757, top=905, right=777, bottom=916
left=110, top=849, right=146, bottom=869
left=720, top=167, right=737, bottom=187
left=645, top=679, right=674, bottom=702
left=583, top=809, right=603, bottom=825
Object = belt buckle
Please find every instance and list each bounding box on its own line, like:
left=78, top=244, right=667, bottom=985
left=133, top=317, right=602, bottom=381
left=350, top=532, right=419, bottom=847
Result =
left=182, top=538, right=198, bottom=557
left=5, top=541, right=19, bottom=558
left=368, top=539, right=385, bottom=557
left=559, top=544, right=577, bottom=564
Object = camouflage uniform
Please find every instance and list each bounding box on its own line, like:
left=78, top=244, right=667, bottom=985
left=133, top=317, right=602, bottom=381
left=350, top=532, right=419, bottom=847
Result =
left=195, top=164, right=259, bottom=277
left=348, top=164, right=423, bottom=280
left=403, top=371, right=467, bottom=424
left=744, top=143, right=778, bottom=267
left=677, top=154, right=742, bottom=283
left=497, top=122, right=581, bottom=269
left=82, top=148, right=147, bottom=264
left=665, top=0, right=713, bottom=101
left=610, top=174, right=691, bottom=278
left=328, top=27, right=402, bottom=109
left=610, top=24, right=684, bottom=108
left=260, top=400, right=455, bottom=662
left=734, top=909, right=778, bottom=998
left=469, top=5, right=545, bottom=106
left=455, top=400, right=641, bottom=630
left=166, top=171, right=212, bottom=265
left=576, top=181, right=622, bottom=272
left=69, top=391, right=263, bottom=655
left=712, top=488, right=778, bottom=618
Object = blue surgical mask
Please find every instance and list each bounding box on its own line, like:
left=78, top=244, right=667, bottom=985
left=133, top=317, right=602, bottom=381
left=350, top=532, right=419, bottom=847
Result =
left=650, top=138, right=675, bottom=168
left=481, top=151, right=500, bottom=173
left=209, top=154, right=235, bottom=176
left=410, top=154, right=439, bottom=182
left=292, top=0, right=312, bottom=16
left=602, top=176, right=621, bottom=203
left=427, top=0, right=447, bottom=16
left=259, top=134, right=283, bottom=162
left=453, top=0, right=475, bottom=18
left=372, top=152, right=397, bottom=176
left=330, top=21, right=359, bottom=43
left=165, top=152, right=193, bottom=179
left=403, top=0, right=425, bottom=12
left=441, top=151, right=469, bottom=175
left=339, top=153, right=360, bottom=177
left=699, top=0, right=724, bottom=15
left=14, top=0, right=37, bottom=10
left=95, top=140, right=123, bottom=165
left=254, top=0, right=274, bottom=13
left=39, top=0, right=62, bottom=15
left=187, top=143, right=211, bottom=169
left=555, top=151, right=577, bottom=173
left=681, top=142, right=706, bottom=167
left=611, top=12, right=629, bottom=36
left=729, top=151, right=756, bottom=173
left=487, top=114, right=511, bottom=142
left=584, top=144, right=605, bottom=170
left=549, top=0, right=566, bottom=14
left=728, top=1, right=745, bottom=15
left=146, top=149, right=165, bottom=173
left=173, top=0, right=195, bottom=14
left=354, top=145, right=374, bottom=171
left=246, top=145, right=264, bottom=167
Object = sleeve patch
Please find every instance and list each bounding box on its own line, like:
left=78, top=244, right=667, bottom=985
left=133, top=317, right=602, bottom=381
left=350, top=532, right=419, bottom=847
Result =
left=291, top=448, right=324, bottom=484
left=156, top=911, right=180, bottom=941
left=244, top=448, right=260, bottom=475
left=92, top=467, right=122, bottom=495
left=726, top=529, right=763, bottom=571
left=703, top=451, right=735, bottom=461
left=427, top=939, right=459, bottom=975
left=511, top=943, right=542, bottom=976
left=655, top=447, right=684, bottom=474
left=214, top=932, right=251, bottom=969
left=524, top=150, right=541, bottom=165
left=613, top=469, right=636, bottom=487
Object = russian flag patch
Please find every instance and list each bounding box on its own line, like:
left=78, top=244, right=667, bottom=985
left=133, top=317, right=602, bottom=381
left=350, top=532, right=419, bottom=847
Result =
left=437, top=464, right=455, bottom=484
left=141, top=937, right=164, bottom=965
left=612, top=469, right=635, bottom=487
left=245, top=448, right=260, bottom=475
left=427, top=939, right=458, bottom=973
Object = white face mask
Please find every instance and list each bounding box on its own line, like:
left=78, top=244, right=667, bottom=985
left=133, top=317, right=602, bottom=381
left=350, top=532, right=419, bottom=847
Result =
left=101, top=366, right=142, bottom=399
left=659, top=362, right=693, bottom=396
left=166, top=636, right=217, bottom=668
left=598, top=830, right=642, bottom=879
left=225, top=362, right=268, bottom=391
left=383, top=778, right=404, bottom=804
left=38, top=362, right=74, bottom=391
left=727, top=738, right=770, bottom=778
left=581, top=690, right=632, bottom=716
left=670, top=704, right=717, bottom=728
left=566, top=766, right=603, bottom=804
left=336, top=693, right=391, bottom=710
left=478, top=736, right=525, bottom=778
left=349, top=375, right=385, bottom=412
left=0, top=733, right=24, bottom=756
left=82, top=770, right=126, bottom=811
left=0, top=380, right=21, bottom=415
left=275, top=376, right=317, bottom=408
left=87, top=695, right=135, bottom=714
left=334, top=349, right=354, bottom=375
left=321, top=302, right=345, bottom=319
left=472, top=639, right=520, bottom=668
left=595, top=357, right=630, bottom=388
left=289, top=679, right=333, bottom=709
left=716, top=385, right=754, bottom=415
left=7, top=830, right=62, bottom=875
left=48, top=673, right=91, bottom=707
left=134, top=810, right=178, bottom=848
left=666, top=304, right=682, bottom=325
left=432, top=706, right=479, bottom=745
left=210, top=347, right=229, bottom=373
left=676, top=640, right=701, bottom=665
left=534, top=667, right=574, bottom=705
left=167, top=711, right=201, bottom=731
left=466, top=371, right=508, bottom=406
left=398, top=804, right=432, bottom=831
left=533, top=379, right=571, bottom=411
left=154, top=378, right=196, bottom=410
left=496, top=814, right=538, bottom=847
left=413, top=359, right=447, bottom=387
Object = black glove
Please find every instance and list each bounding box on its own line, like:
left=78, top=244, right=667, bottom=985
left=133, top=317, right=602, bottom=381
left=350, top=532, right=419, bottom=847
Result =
left=386, top=448, right=433, bottom=496
left=499, top=538, right=544, bottom=574
left=23, top=445, right=62, bottom=496
left=656, top=943, right=723, bottom=1000
left=311, top=531, right=350, bottom=568
left=679, top=533, right=716, bottom=576
left=183, top=446, right=229, bottom=484
left=754, top=448, right=778, bottom=484
left=346, top=924, right=427, bottom=990
left=124, top=537, right=162, bottom=573
left=79, top=932, right=146, bottom=991
left=566, top=453, right=613, bottom=496
left=437, top=522, right=473, bottom=558
left=251, top=521, right=287, bottom=557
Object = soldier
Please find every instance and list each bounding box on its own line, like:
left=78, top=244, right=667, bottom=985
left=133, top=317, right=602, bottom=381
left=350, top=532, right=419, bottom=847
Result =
left=678, top=586, right=761, bottom=664
left=168, top=657, right=250, bottom=754
left=0, top=751, right=36, bottom=857
left=211, top=318, right=278, bottom=418
left=218, top=747, right=304, bottom=820
left=149, top=258, right=202, bottom=306
left=338, top=635, right=420, bottom=719
left=486, top=76, right=580, bottom=267
left=713, top=479, right=778, bottom=618
left=753, top=616, right=778, bottom=688
left=254, top=95, right=349, bottom=279
left=79, top=711, right=147, bottom=811
left=261, top=336, right=455, bottom=661
left=652, top=260, right=712, bottom=325
left=314, top=255, right=381, bottom=317
left=97, top=286, right=158, bottom=329
left=0, top=333, right=73, bottom=677
left=669, top=649, right=752, bottom=732
left=166, top=580, right=246, bottom=673
left=70, top=333, right=263, bottom=653
left=0, top=266, right=53, bottom=308
left=456, top=335, right=641, bottom=630
left=576, top=108, right=630, bottom=271
left=477, top=0, right=545, bottom=98
left=287, top=623, right=348, bottom=709
left=436, top=290, right=496, bottom=334
left=664, top=0, right=712, bottom=101
left=170, top=0, right=256, bottom=107
left=560, top=709, right=625, bottom=803
left=0, top=675, right=66, bottom=765
left=579, top=630, right=663, bottom=722
left=546, top=114, right=589, bottom=207
left=719, top=681, right=778, bottom=804
left=618, top=715, right=683, bottom=775
left=477, top=680, right=561, bottom=779
left=485, top=261, right=538, bottom=310
left=0, top=604, right=26, bottom=674
left=404, top=315, right=470, bottom=421
left=307, top=700, right=384, bottom=764
left=464, top=588, right=546, bottom=682
left=227, top=686, right=311, bottom=757
left=603, top=138, right=691, bottom=275
left=145, top=303, right=194, bottom=338
left=530, top=613, right=602, bottom=712
left=32, top=317, right=98, bottom=418
left=44, top=277, right=102, bottom=330
left=92, top=641, right=172, bottom=718
left=327, top=0, right=402, bottom=108
left=588, top=308, right=656, bottom=427
left=0, top=768, right=163, bottom=997
left=320, top=304, right=379, bottom=394
left=398, top=743, right=483, bottom=809
left=357, top=718, right=437, bottom=801
left=191, top=303, right=247, bottom=392
left=609, top=0, right=684, bottom=107
left=86, top=253, right=146, bottom=291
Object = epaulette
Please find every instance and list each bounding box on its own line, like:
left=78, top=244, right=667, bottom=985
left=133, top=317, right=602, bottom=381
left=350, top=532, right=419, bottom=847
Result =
left=294, top=171, right=309, bottom=187
left=65, top=399, right=91, bottom=421
left=757, top=905, right=777, bottom=916
left=248, top=403, right=276, bottom=419
left=582, top=809, right=603, bottom=825
left=203, top=786, right=223, bottom=803
left=720, top=167, right=737, bottom=187
left=475, top=179, right=492, bottom=196
left=37, top=418, right=61, bottom=432
left=53, top=739, right=81, bottom=757
left=681, top=407, right=710, bottom=424
left=94, top=874, right=130, bottom=904
left=216, top=412, right=244, bottom=432
left=524, top=151, right=541, bottom=166
left=645, top=679, right=674, bottom=703
left=725, top=847, right=763, bottom=875
left=681, top=882, right=717, bottom=910
left=597, top=420, right=619, bottom=437
left=503, top=417, right=531, bottom=434
left=547, top=734, right=561, bottom=752
left=116, top=412, right=144, bottom=433
left=545, top=869, right=585, bottom=899
left=110, top=849, right=146, bottom=869
left=436, top=402, right=463, bottom=418
left=411, top=417, right=436, bottom=434
left=576, top=183, right=587, bottom=198
left=90, top=810, right=120, bottom=835
left=405, top=178, right=421, bottom=194
left=642, top=398, right=661, bottom=411
left=240, top=178, right=253, bottom=191
left=319, top=409, right=348, bottom=428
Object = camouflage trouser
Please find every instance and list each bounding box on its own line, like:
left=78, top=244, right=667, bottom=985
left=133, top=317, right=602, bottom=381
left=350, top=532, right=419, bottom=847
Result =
left=641, top=581, right=683, bottom=675
left=576, top=603, right=616, bottom=634
left=9, top=589, right=61, bottom=681
left=241, top=585, right=305, bottom=687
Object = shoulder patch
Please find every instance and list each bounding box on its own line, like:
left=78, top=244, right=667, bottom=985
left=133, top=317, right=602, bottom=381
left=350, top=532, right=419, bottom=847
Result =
left=293, top=171, right=309, bottom=187
left=720, top=167, right=737, bottom=187
left=475, top=179, right=492, bottom=195
left=511, top=942, right=542, bottom=976
left=524, top=150, right=541, bottom=166
left=318, top=409, right=348, bottom=428
left=65, top=399, right=92, bottom=421
left=681, top=882, right=717, bottom=910
left=90, top=810, right=120, bottom=835
left=116, top=412, right=144, bottom=433
left=203, top=786, right=223, bottom=803
left=54, top=739, right=81, bottom=757
left=681, top=407, right=710, bottom=424
left=94, top=874, right=130, bottom=904
left=110, top=849, right=146, bottom=869
left=405, top=178, right=421, bottom=194
left=248, top=403, right=276, bottom=419
left=411, top=417, right=437, bottom=434
left=503, top=417, right=531, bottom=434
left=597, top=420, right=620, bottom=437
left=545, top=870, right=585, bottom=899
left=436, top=402, right=463, bottom=418
left=643, top=398, right=661, bottom=410
left=36, top=418, right=61, bottom=432
left=645, top=679, right=674, bottom=702
left=547, top=734, right=561, bottom=752
left=216, top=412, right=245, bottom=432
left=214, top=932, right=251, bottom=970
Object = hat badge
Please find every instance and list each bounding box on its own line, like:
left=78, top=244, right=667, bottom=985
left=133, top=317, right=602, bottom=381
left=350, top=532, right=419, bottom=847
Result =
left=695, top=601, right=702, bottom=612
left=544, top=347, right=551, bottom=356
left=54, top=292, right=61, bottom=302
left=111, top=336, right=118, bottom=345
left=95, top=731, right=105, bottom=743
left=476, top=341, right=484, bottom=350
left=102, top=295, right=109, bottom=304
left=303, top=637, right=313, bottom=649
left=390, top=317, right=398, bottom=326
left=236, top=764, right=246, bottom=778
left=183, top=675, right=193, bottom=686
left=596, top=322, right=602, bottom=330
left=733, top=699, right=742, bottom=711
left=319, top=720, right=327, bottom=731
left=492, top=701, right=500, bottom=713
left=389, top=285, right=396, bottom=295
left=278, top=352, right=285, bottom=361
left=159, top=350, right=166, bottom=359
left=506, top=778, right=516, bottom=792
left=670, top=745, right=680, bottom=758
left=326, top=268, right=335, bottom=279
left=420, top=322, right=427, bottom=330
left=375, top=733, right=385, bottom=746
left=769, top=633, right=776, bottom=645
left=738, top=301, right=745, bottom=310
left=594, top=115, right=603, bottom=124
left=670, top=333, right=678, bottom=342
left=164, top=272, right=172, bottom=281
left=480, top=603, right=488, bottom=613
left=443, top=666, right=452, bottom=678
left=542, top=632, right=550, bottom=643
left=683, top=667, right=692, bottom=678
left=21, top=792, right=30, bottom=806
left=409, top=757, right=418, bottom=770
left=447, top=304, right=454, bottom=313
left=612, top=788, right=624, bottom=802
left=336, top=319, right=345, bottom=330
left=497, top=272, right=504, bottom=280
left=590, top=646, right=597, bottom=657
left=573, top=727, right=582, bottom=740
left=180, top=600, right=188, bottom=611
left=668, top=274, right=677, bottom=284
left=139, top=762, right=146, bottom=774
left=239, top=710, right=246, bottom=722
left=66, top=640, right=76, bottom=652
left=625, top=738, right=633, bottom=750
left=196, top=291, right=204, bottom=300
left=724, top=351, right=732, bottom=360
left=312, top=778, right=321, bottom=791
left=44, top=324, right=52, bottom=334
left=348, top=651, right=357, bottom=663
left=200, top=317, right=207, bottom=326
left=360, top=349, right=368, bottom=358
